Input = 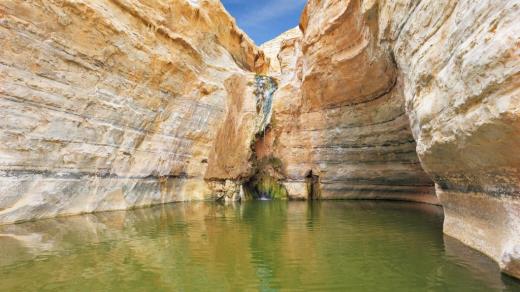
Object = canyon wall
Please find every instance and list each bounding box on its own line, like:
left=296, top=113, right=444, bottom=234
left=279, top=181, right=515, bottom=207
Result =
left=0, top=0, right=518, bottom=279
left=263, top=0, right=519, bottom=278
left=0, top=0, right=266, bottom=224
left=263, top=2, right=437, bottom=203
left=260, top=27, right=302, bottom=76
left=387, top=0, right=520, bottom=279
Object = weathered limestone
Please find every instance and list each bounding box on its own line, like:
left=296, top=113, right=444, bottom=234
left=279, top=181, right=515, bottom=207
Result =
left=262, top=0, right=519, bottom=279
left=257, top=28, right=310, bottom=200
left=387, top=0, right=520, bottom=279
left=0, top=0, right=266, bottom=224
left=260, top=27, right=302, bottom=76
left=204, top=74, right=280, bottom=201
left=1, top=0, right=519, bottom=280
left=262, top=3, right=437, bottom=204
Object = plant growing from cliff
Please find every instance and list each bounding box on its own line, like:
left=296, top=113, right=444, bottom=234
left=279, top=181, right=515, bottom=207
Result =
left=243, top=155, right=288, bottom=200
left=244, top=174, right=288, bottom=200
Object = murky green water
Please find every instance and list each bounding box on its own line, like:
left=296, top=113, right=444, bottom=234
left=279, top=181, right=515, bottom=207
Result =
left=0, top=201, right=519, bottom=291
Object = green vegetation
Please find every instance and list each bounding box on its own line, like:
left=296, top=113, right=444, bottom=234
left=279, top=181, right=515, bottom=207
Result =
left=244, top=155, right=288, bottom=200
left=244, top=174, right=288, bottom=200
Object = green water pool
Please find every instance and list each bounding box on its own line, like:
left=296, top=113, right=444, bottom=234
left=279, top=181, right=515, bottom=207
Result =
left=0, top=201, right=519, bottom=291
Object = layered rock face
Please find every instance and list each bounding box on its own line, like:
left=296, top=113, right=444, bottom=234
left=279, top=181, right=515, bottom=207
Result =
left=0, top=0, right=266, bottom=224
left=263, top=0, right=519, bottom=278
left=1, top=0, right=519, bottom=280
left=388, top=0, right=520, bottom=279
left=264, top=2, right=437, bottom=203
left=260, top=27, right=302, bottom=76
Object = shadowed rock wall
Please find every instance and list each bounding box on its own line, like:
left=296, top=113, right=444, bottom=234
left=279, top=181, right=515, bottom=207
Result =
left=1, top=0, right=518, bottom=280
left=388, top=0, right=520, bottom=278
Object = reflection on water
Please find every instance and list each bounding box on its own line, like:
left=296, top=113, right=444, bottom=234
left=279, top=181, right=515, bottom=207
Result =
left=0, top=201, right=519, bottom=291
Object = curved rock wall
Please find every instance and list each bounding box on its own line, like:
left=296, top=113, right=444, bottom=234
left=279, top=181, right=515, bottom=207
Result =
left=260, top=27, right=302, bottom=76
left=264, top=0, right=519, bottom=278
left=388, top=0, right=520, bottom=279
left=264, top=1, right=437, bottom=203
left=1, top=0, right=518, bottom=280
left=0, top=0, right=266, bottom=224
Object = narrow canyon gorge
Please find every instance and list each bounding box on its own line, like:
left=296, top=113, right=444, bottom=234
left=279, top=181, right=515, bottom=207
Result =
left=0, top=0, right=519, bottom=280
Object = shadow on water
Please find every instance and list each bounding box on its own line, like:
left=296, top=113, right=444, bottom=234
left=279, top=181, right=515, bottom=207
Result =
left=0, top=200, right=519, bottom=291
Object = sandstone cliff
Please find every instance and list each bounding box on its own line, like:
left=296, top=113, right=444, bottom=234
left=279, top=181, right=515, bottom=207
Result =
left=260, top=27, right=302, bottom=76
left=261, top=0, right=519, bottom=279
left=0, top=0, right=519, bottom=280
left=262, top=9, right=437, bottom=204
left=0, top=0, right=267, bottom=224
left=389, top=0, right=520, bottom=279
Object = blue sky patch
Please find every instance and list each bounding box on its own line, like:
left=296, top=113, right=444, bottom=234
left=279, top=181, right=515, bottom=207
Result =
left=221, top=0, right=306, bottom=45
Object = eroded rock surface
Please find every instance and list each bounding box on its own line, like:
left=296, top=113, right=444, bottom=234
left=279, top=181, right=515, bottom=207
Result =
left=262, top=0, right=519, bottom=279
left=262, top=3, right=437, bottom=204
left=0, top=0, right=266, bottom=224
left=1, top=0, right=519, bottom=280
left=389, top=0, right=520, bottom=279
left=260, top=27, right=302, bottom=76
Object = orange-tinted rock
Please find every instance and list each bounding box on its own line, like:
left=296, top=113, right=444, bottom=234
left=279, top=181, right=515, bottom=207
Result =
left=0, top=0, right=265, bottom=224
left=263, top=0, right=519, bottom=279
left=263, top=1, right=436, bottom=204
left=388, top=0, right=520, bottom=279
left=260, top=27, right=302, bottom=76
left=1, top=0, right=519, bottom=281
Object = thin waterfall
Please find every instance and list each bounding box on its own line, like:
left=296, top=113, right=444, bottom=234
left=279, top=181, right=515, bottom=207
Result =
left=242, top=75, right=288, bottom=200
left=254, top=75, right=278, bottom=134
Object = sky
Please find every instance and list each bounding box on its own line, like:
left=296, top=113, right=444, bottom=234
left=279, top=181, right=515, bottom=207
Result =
left=221, top=0, right=306, bottom=45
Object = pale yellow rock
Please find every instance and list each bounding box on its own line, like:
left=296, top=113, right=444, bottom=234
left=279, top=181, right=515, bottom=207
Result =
left=1, top=0, right=519, bottom=281
left=387, top=0, right=520, bottom=279
left=263, top=0, right=519, bottom=279
left=0, top=0, right=266, bottom=224
left=262, top=1, right=436, bottom=203
left=260, top=27, right=302, bottom=76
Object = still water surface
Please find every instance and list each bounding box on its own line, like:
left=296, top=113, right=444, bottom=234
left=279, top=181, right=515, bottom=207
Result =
left=1, top=201, right=519, bottom=291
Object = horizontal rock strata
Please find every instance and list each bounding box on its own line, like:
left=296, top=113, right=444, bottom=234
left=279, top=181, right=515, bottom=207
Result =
left=390, top=0, right=520, bottom=279
left=262, top=0, right=519, bottom=279
left=0, top=0, right=519, bottom=281
left=0, top=0, right=266, bottom=224
left=263, top=2, right=437, bottom=204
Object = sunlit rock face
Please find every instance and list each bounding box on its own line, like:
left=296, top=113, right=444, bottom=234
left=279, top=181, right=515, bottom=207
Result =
left=204, top=74, right=279, bottom=201
left=264, top=0, right=519, bottom=278
left=264, top=2, right=437, bottom=204
left=0, top=0, right=267, bottom=224
left=260, top=27, right=302, bottom=76
left=1, top=0, right=518, bottom=280
left=387, top=0, right=520, bottom=279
